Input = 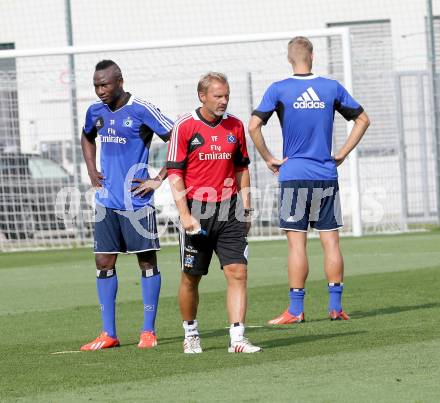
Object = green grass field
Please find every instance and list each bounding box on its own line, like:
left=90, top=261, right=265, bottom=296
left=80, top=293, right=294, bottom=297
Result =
left=1, top=232, right=440, bottom=402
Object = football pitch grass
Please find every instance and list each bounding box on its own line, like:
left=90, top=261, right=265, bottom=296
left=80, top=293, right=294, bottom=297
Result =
left=1, top=232, right=440, bottom=402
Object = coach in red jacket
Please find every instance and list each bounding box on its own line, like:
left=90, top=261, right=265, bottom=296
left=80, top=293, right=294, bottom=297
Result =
left=167, top=72, right=261, bottom=354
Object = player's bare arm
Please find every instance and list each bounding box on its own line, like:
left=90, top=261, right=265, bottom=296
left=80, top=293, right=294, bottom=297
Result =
left=248, top=115, right=287, bottom=174
left=81, top=133, right=104, bottom=187
left=333, top=111, right=370, bottom=166
left=168, top=173, right=199, bottom=233
left=235, top=168, right=251, bottom=209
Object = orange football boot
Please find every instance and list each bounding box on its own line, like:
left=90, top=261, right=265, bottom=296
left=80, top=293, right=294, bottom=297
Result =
left=329, top=310, right=350, bottom=321
left=138, top=331, right=158, bottom=349
left=268, top=310, right=305, bottom=325
left=80, top=332, right=120, bottom=351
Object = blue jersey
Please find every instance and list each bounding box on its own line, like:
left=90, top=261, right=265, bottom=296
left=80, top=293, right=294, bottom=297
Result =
left=83, top=95, right=173, bottom=210
left=253, top=74, right=363, bottom=181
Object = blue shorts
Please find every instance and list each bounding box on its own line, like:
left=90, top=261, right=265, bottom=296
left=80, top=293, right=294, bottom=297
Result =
left=93, top=205, right=160, bottom=254
left=279, top=180, right=343, bottom=232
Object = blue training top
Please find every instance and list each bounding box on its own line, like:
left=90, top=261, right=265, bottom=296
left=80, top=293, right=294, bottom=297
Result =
left=252, top=74, right=363, bottom=181
left=83, top=94, right=173, bottom=210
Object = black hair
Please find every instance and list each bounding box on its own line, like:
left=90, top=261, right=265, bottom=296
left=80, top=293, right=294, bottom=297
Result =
left=95, top=60, right=122, bottom=80
left=95, top=60, right=117, bottom=71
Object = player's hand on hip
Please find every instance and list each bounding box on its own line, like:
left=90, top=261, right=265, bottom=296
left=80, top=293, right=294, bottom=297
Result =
left=180, top=213, right=201, bottom=234
left=130, top=177, right=163, bottom=197
left=266, top=157, right=288, bottom=174
left=332, top=153, right=346, bottom=167
left=88, top=170, right=104, bottom=188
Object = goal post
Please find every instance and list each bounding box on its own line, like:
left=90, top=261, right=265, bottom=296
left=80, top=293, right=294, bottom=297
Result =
left=340, top=29, right=362, bottom=237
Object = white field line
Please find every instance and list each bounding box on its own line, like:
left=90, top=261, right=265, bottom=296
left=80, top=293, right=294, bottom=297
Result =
left=50, top=350, right=82, bottom=355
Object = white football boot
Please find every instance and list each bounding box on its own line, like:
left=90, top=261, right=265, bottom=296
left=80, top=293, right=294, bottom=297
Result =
left=228, top=337, right=262, bottom=353
left=183, top=335, right=203, bottom=354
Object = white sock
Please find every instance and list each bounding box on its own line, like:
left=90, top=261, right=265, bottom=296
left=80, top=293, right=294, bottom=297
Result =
left=183, top=320, right=199, bottom=337
left=229, top=322, right=245, bottom=343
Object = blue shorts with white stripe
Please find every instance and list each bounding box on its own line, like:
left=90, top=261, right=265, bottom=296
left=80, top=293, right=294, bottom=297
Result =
left=93, top=205, right=160, bottom=254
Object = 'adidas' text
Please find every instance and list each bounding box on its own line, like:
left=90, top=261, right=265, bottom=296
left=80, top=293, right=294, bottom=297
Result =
left=293, top=100, right=325, bottom=109
left=293, top=87, right=325, bottom=109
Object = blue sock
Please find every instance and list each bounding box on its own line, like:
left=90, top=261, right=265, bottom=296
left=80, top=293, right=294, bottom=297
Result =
left=288, top=288, right=305, bottom=316
left=328, top=282, right=344, bottom=313
left=96, top=269, right=118, bottom=338
left=141, top=267, right=161, bottom=332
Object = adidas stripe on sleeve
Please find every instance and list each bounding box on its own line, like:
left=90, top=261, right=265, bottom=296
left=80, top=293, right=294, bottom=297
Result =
left=134, top=98, right=174, bottom=138
left=166, top=114, right=192, bottom=172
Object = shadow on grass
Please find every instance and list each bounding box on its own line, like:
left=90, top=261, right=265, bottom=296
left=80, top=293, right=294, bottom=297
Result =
left=349, top=302, right=440, bottom=319
left=200, top=330, right=366, bottom=351
left=156, top=323, right=297, bottom=345
left=153, top=324, right=366, bottom=351
left=289, top=302, right=440, bottom=324
left=157, top=328, right=235, bottom=345
left=260, top=330, right=365, bottom=349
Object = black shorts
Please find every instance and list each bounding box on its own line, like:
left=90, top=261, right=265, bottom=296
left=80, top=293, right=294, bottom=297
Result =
left=179, top=195, right=248, bottom=276
left=279, top=180, right=343, bottom=232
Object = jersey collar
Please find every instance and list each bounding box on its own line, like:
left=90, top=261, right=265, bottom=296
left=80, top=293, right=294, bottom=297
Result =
left=192, top=108, right=227, bottom=128
left=290, top=74, right=319, bottom=80
left=103, top=92, right=133, bottom=112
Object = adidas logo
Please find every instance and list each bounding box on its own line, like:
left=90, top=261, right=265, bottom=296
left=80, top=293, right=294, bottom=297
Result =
left=293, top=87, right=325, bottom=109
left=191, top=137, right=202, bottom=146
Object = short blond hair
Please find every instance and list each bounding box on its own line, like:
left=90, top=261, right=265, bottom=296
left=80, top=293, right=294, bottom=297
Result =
left=197, top=72, right=228, bottom=94
left=287, top=36, right=313, bottom=67
left=288, top=36, right=313, bottom=53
